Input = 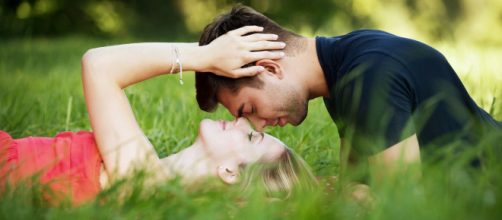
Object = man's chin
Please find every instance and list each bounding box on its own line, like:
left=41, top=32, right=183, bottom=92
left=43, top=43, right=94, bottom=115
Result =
left=289, top=113, right=308, bottom=126
left=289, top=103, right=308, bottom=126
left=291, top=118, right=306, bottom=126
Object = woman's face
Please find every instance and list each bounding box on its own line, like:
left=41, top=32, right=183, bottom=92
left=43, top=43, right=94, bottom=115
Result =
left=198, top=117, right=286, bottom=171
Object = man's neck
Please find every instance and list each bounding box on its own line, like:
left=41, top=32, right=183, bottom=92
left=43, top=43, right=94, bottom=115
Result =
left=282, top=37, right=329, bottom=99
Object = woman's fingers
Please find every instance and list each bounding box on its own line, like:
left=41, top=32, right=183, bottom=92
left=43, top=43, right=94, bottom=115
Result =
left=242, top=33, right=279, bottom=42
left=241, top=32, right=285, bottom=51
left=248, top=41, right=286, bottom=51
left=229, top=66, right=265, bottom=78
left=248, top=51, right=285, bottom=62
left=229, top=25, right=264, bottom=36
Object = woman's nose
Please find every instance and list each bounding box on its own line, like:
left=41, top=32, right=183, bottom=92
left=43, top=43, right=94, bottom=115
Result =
left=234, top=117, right=268, bottom=131
left=248, top=118, right=267, bottom=132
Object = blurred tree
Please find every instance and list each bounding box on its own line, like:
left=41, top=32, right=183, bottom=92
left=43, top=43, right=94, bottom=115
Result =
left=1, top=0, right=98, bottom=37
left=0, top=0, right=501, bottom=47
left=0, top=0, right=189, bottom=40
left=177, top=0, right=364, bottom=36
left=0, top=0, right=359, bottom=39
left=119, top=0, right=189, bottom=40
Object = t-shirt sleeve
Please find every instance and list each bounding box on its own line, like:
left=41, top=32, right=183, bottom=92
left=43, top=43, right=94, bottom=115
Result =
left=333, top=53, right=415, bottom=155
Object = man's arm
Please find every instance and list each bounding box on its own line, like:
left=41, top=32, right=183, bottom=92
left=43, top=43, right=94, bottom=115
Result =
left=367, top=133, right=421, bottom=183
left=341, top=134, right=420, bottom=183
left=339, top=135, right=420, bottom=205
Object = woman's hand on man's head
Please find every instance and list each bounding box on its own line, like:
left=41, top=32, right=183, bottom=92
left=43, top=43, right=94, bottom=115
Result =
left=200, top=25, right=286, bottom=78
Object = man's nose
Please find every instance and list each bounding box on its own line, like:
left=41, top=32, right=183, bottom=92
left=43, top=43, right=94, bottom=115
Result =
left=246, top=117, right=267, bottom=132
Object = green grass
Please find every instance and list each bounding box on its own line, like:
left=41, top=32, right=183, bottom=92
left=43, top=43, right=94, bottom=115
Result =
left=1, top=37, right=501, bottom=219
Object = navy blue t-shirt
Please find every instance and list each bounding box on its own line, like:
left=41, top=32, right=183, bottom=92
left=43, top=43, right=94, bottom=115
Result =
left=316, top=30, right=501, bottom=156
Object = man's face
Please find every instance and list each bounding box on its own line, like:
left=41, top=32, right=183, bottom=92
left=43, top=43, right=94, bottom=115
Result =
left=217, top=72, right=308, bottom=131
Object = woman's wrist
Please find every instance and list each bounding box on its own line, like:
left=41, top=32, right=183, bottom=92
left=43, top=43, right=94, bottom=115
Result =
left=177, top=43, right=212, bottom=73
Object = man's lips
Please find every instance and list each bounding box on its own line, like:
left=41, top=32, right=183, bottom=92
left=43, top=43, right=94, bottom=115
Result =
left=269, top=117, right=287, bottom=127
left=278, top=117, right=287, bottom=127
left=272, top=118, right=279, bottom=126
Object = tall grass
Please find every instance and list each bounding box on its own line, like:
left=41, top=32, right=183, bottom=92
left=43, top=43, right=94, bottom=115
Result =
left=0, top=37, right=501, bottom=219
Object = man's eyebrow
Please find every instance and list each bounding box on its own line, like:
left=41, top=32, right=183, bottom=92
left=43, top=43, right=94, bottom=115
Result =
left=237, top=104, right=244, bottom=118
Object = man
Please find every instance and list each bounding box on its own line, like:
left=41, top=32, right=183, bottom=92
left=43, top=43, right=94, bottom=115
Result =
left=195, top=6, right=501, bottom=181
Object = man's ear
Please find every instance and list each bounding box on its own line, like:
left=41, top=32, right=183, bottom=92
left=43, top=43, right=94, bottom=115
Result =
left=255, top=59, right=284, bottom=79
left=217, top=165, right=240, bottom=184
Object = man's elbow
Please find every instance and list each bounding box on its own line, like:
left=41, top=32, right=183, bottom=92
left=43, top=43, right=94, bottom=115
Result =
left=368, top=134, right=421, bottom=181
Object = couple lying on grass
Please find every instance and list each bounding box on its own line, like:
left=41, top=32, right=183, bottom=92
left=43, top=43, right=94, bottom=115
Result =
left=1, top=5, right=501, bottom=206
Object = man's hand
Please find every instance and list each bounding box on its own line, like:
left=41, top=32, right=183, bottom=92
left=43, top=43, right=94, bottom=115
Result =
left=346, top=183, right=374, bottom=209
left=200, top=25, right=286, bottom=78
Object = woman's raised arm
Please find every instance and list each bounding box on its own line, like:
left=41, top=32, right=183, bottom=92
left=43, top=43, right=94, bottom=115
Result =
left=81, top=26, right=286, bottom=182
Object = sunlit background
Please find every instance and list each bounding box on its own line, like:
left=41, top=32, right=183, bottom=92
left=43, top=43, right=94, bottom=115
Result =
left=2, top=0, right=501, bottom=109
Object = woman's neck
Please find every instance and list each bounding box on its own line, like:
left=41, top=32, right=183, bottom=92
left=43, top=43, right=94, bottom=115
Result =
left=159, top=141, right=215, bottom=182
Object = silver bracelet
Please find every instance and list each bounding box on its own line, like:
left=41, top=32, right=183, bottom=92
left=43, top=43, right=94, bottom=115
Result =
left=169, top=45, right=176, bottom=74
left=173, top=46, right=183, bottom=85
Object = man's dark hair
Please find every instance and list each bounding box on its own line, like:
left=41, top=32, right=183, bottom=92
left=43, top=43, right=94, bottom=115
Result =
left=195, top=5, right=301, bottom=112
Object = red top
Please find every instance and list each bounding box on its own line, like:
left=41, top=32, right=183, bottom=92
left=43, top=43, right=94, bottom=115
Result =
left=0, top=130, right=103, bottom=205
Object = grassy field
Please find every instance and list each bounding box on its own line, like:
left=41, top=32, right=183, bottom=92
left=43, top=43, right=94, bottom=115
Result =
left=1, top=37, right=501, bottom=219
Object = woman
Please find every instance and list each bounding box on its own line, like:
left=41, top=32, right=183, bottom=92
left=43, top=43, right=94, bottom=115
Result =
left=0, top=26, right=316, bottom=205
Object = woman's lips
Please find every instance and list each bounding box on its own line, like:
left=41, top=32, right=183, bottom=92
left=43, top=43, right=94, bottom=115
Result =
left=272, top=118, right=279, bottom=126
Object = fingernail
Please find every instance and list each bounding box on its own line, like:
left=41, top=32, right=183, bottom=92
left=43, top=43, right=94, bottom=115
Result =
left=279, top=52, right=285, bottom=57
left=280, top=42, right=286, bottom=47
left=258, top=66, right=265, bottom=72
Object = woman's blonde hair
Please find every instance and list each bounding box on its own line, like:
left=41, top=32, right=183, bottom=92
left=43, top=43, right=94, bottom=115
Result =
left=240, top=147, right=318, bottom=199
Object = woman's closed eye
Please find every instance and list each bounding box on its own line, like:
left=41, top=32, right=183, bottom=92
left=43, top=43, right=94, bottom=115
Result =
left=248, top=131, right=264, bottom=144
